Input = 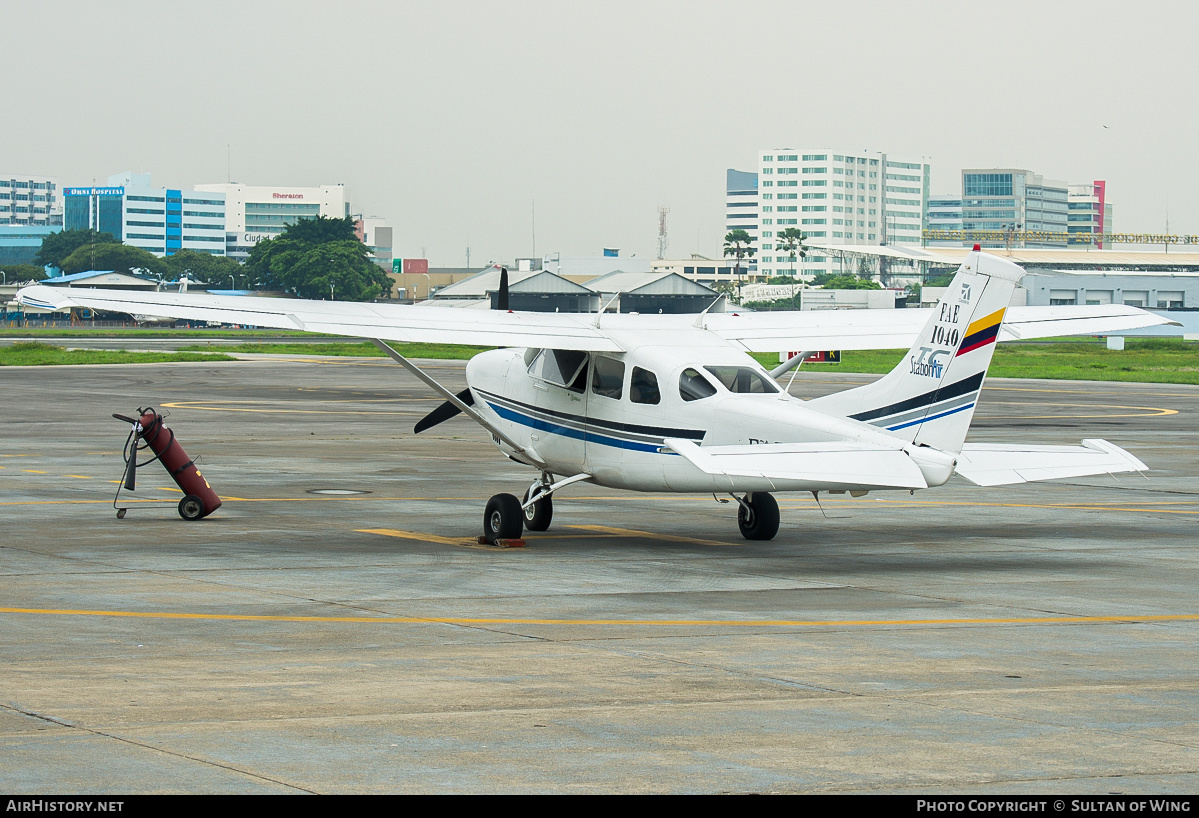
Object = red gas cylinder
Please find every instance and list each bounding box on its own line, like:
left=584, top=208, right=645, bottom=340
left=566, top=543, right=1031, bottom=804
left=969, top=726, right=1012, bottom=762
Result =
left=135, top=409, right=222, bottom=520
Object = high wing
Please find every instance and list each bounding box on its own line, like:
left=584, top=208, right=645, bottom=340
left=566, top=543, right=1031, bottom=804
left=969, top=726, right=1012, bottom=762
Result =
left=954, top=440, right=1147, bottom=487
left=16, top=284, right=1175, bottom=353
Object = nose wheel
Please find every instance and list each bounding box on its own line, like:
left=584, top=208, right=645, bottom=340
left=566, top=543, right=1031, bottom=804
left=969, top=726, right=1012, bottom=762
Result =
left=522, top=486, right=553, bottom=531
left=737, top=492, right=779, bottom=540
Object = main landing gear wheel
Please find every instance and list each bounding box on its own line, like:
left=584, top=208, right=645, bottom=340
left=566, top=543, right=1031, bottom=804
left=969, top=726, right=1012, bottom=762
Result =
left=484, top=493, right=523, bottom=544
left=178, top=494, right=206, bottom=521
left=737, top=492, right=779, bottom=541
left=522, top=487, right=553, bottom=531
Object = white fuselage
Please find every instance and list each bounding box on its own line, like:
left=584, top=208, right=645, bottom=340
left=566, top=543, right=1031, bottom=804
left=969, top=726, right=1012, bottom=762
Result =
left=464, top=326, right=940, bottom=494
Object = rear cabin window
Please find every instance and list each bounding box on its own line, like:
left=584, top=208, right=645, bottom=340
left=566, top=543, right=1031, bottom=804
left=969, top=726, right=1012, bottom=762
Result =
left=528, top=349, right=588, bottom=392
left=704, top=366, right=780, bottom=394
left=679, top=367, right=717, bottom=401
left=591, top=356, right=625, bottom=399
left=630, top=367, right=660, bottom=405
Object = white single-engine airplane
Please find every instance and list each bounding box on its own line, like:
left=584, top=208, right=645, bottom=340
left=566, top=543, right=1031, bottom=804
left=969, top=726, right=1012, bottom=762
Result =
left=17, top=249, right=1173, bottom=543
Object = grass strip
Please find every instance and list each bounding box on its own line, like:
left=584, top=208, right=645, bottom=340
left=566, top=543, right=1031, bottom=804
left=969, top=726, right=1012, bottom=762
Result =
left=0, top=342, right=236, bottom=367
left=176, top=341, right=487, bottom=359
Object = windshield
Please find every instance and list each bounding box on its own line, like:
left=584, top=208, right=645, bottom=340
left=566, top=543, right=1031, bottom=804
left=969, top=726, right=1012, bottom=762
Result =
left=703, top=366, right=780, bottom=394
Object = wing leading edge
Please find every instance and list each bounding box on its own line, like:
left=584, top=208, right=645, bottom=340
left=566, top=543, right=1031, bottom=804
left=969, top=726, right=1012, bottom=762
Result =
left=16, top=284, right=1175, bottom=354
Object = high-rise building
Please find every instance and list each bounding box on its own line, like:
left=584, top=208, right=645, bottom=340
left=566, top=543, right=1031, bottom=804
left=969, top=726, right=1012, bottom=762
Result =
left=194, top=183, right=351, bottom=261
left=960, top=169, right=1068, bottom=248
left=63, top=172, right=226, bottom=257
left=0, top=174, right=61, bottom=226
left=756, top=149, right=929, bottom=280
left=725, top=168, right=759, bottom=242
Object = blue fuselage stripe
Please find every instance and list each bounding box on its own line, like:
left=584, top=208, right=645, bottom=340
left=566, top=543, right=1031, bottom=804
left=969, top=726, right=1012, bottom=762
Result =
left=487, top=402, right=667, bottom=453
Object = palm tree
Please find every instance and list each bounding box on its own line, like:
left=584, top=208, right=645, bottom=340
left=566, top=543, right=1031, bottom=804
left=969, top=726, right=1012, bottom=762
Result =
left=775, top=227, right=807, bottom=279
left=722, top=229, right=756, bottom=303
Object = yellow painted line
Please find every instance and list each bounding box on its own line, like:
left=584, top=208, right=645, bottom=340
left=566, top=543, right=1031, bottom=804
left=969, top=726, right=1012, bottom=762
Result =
left=67, top=475, right=93, bottom=479
left=1, top=606, right=1198, bottom=629
left=567, top=524, right=738, bottom=547
left=357, top=528, right=479, bottom=547
left=21, top=470, right=47, bottom=474
left=975, top=402, right=1177, bottom=420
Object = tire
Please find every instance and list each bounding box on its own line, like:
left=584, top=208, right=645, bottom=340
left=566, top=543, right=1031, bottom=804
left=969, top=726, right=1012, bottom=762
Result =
left=483, top=493, right=523, bottom=544
left=178, top=494, right=206, bottom=521
left=522, top=487, right=553, bottom=531
left=737, top=492, right=779, bottom=541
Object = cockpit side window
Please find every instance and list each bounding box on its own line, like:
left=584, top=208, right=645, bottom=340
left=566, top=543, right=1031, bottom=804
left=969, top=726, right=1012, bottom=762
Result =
left=528, top=348, right=589, bottom=392
left=591, top=356, right=625, bottom=399
left=630, top=367, right=660, bottom=405
left=679, top=367, right=717, bottom=402
left=703, top=365, right=781, bottom=394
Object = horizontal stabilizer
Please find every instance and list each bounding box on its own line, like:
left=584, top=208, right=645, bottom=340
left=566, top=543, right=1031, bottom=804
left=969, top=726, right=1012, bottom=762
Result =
left=664, top=438, right=928, bottom=490
left=954, top=439, right=1147, bottom=486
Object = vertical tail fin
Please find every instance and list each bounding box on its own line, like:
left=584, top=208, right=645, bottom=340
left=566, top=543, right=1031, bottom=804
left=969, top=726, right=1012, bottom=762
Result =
left=808, top=249, right=1023, bottom=453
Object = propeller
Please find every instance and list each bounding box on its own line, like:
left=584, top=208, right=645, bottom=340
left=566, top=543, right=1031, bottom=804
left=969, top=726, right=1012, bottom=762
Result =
left=495, top=267, right=509, bottom=310
left=414, top=388, right=475, bottom=434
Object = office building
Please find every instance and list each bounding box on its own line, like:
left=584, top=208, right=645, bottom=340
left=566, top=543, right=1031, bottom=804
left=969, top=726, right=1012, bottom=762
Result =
left=1068, top=181, right=1113, bottom=248
left=960, top=169, right=1069, bottom=248
left=194, top=182, right=350, bottom=261
left=725, top=169, right=759, bottom=247
left=756, top=149, right=929, bottom=280
left=64, top=172, right=226, bottom=257
left=0, top=174, right=61, bottom=226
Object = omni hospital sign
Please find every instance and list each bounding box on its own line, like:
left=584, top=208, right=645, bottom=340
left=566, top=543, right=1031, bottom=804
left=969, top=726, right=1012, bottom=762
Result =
left=924, top=230, right=1199, bottom=246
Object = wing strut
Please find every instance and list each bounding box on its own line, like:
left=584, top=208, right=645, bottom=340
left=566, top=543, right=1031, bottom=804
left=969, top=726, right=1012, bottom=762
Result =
left=370, top=339, right=544, bottom=467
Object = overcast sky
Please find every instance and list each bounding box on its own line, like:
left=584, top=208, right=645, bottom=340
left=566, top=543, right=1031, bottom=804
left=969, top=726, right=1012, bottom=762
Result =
left=4, top=0, right=1197, bottom=265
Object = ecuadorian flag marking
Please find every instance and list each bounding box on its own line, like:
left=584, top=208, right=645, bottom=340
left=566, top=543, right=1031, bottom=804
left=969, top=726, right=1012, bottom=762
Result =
left=956, top=308, right=1005, bottom=356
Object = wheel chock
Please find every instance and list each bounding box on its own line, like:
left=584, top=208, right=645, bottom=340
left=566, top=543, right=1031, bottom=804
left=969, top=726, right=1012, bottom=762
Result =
left=477, top=536, right=527, bottom=548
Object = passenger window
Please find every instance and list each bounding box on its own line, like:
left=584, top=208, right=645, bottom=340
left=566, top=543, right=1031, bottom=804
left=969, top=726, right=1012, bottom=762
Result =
left=591, top=356, right=625, bottom=399
left=704, top=366, right=780, bottom=394
left=630, top=367, right=660, bottom=405
left=679, top=367, right=717, bottom=402
left=528, top=348, right=589, bottom=392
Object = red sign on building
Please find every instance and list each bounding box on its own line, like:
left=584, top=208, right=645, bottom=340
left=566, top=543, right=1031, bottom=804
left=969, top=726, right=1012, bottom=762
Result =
left=402, top=258, right=429, bottom=274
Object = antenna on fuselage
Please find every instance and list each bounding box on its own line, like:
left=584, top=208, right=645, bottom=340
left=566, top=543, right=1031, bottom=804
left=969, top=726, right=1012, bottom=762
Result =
left=693, top=295, right=725, bottom=329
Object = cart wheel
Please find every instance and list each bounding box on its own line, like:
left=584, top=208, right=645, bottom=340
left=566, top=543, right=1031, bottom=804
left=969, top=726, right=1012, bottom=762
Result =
left=116, top=509, right=126, bottom=519
left=178, top=495, right=205, bottom=521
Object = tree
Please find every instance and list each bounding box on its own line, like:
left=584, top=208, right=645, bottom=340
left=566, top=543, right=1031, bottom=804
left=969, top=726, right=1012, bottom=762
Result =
left=814, top=274, right=881, bottom=291
left=245, top=215, right=391, bottom=301
left=58, top=243, right=170, bottom=277
left=164, top=250, right=246, bottom=287
left=0, top=264, right=48, bottom=283
left=775, top=227, right=807, bottom=279
left=722, top=229, right=756, bottom=303
left=34, top=229, right=118, bottom=269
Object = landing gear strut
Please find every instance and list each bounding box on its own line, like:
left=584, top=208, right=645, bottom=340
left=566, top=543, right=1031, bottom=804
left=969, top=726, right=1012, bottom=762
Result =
left=736, top=492, right=779, bottom=541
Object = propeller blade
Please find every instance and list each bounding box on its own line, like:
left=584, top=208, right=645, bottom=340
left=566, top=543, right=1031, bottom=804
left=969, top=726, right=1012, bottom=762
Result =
left=123, top=438, right=138, bottom=491
left=413, top=388, right=475, bottom=434
left=496, top=267, right=510, bottom=310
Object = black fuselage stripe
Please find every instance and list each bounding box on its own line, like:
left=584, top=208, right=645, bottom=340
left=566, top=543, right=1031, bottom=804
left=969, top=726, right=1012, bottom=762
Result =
left=476, top=389, right=705, bottom=440
left=849, top=372, right=986, bottom=423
